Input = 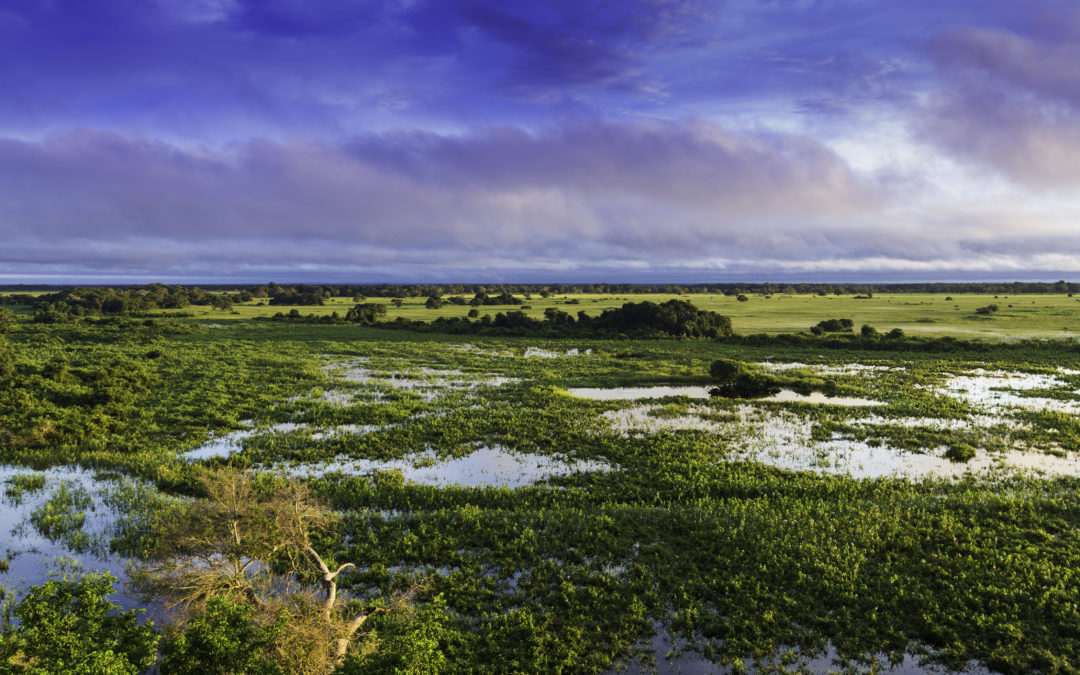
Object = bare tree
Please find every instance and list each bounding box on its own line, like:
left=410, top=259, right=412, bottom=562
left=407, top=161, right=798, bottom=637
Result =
left=137, top=470, right=423, bottom=673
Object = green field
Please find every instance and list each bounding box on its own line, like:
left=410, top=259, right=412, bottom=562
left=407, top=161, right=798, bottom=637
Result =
left=1, top=296, right=1080, bottom=673
left=135, top=292, right=1080, bottom=340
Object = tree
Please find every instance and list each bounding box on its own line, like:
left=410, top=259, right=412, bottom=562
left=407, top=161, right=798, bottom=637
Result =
left=425, top=296, right=443, bottom=310
left=138, top=471, right=428, bottom=674
left=391, top=298, right=404, bottom=309
left=736, top=294, right=749, bottom=302
left=211, top=295, right=233, bottom=312
left=0, top=572, right=159, bottom=674
left=0, top=308, right=15, bottom=334
left=345, top=304, right=386, bottom=324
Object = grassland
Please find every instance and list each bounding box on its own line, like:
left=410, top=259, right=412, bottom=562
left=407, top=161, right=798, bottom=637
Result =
left=135, top=291, right=1080, bottom=340
left=1, top=294, right=1080, bottom=673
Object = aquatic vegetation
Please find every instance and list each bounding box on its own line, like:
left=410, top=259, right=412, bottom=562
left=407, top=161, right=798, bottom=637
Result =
left=29, top=482, right=96, bottom=553
left=3, top=473, right=45, bottom=505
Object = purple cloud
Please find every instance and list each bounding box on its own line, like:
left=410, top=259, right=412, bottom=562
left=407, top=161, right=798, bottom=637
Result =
left=920, top=21, right=1080, bottom=187
left=3, top=0, right=1080, bottom=281
left=0, top=120, right=868, bottom=248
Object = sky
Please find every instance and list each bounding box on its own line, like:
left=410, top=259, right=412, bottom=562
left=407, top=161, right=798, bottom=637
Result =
left=2, top=0, right=1079, bottom=284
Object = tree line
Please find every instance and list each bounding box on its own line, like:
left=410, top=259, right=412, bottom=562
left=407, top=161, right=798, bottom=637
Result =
left=274, top=299, right=734, bottom=338
left=4, top=279, right=1079, bottom=314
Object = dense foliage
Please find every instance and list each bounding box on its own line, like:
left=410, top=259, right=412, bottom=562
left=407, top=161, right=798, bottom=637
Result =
left=0, top=573, right=158, bottom=674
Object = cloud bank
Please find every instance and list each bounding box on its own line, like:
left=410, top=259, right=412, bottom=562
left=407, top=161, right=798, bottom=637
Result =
left=2, top=1, right=1079, bottom=281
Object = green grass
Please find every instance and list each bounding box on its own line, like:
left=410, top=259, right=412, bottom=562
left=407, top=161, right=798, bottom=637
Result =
left=128, top=291, right=1080, bottom=340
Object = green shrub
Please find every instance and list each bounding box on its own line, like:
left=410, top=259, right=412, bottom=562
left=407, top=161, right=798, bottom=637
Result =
left=945, top=443, right=977, bottom=462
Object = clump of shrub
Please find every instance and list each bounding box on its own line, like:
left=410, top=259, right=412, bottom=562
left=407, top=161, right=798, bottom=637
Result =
left=975, top=304, right=999, bottom=316
left=711, top=373, right=780, bottom=399
left=946, top=442, right=977, bottom=462
left=709, top=359, right=781, bottom=398
left=810, top=318, right=853, bottom=335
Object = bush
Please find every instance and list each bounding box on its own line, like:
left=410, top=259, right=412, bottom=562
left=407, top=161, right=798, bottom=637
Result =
left=0, top=573, right=159, bottom=674
left=945, top=443, right=977, bottom=463
left=708, top=359, right=781, bottom=398
left=811, top=318, right=853, bottom=335
left=709, top=358, right=748, bottom=383
left=160, top=598, right=284, bottom=675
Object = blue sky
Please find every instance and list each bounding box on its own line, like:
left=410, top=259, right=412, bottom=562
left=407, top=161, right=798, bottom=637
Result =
left=2, top=0, right=1079, bottom=283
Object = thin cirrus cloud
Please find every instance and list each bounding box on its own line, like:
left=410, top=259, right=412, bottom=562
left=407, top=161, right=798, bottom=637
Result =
left=1, top=0, right=1079, bottom=282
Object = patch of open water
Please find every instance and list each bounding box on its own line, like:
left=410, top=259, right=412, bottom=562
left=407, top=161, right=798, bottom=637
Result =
left=524, top=347, right=592, bottom=358
left=0, top=465, right=165, bottom=610
left=571, top=386, right=883, bottom=406
left=762, top=361, right=904, bottom=376
left=759, top=390, right=884, bottom=406
left=604, top=404, right=1080, bottom=480
left=609, top=626, right=991, bottom=674
left=277, top=446, right=611, bottom=488
left=941, top=369, right=1080, bottom=414
left=568, top=386, right=713, bottom=400
left=185, top=423, right=305, bottom=460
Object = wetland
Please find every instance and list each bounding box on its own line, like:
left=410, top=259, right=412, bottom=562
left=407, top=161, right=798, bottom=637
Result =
left=1, top=288, right=1080, bottom=673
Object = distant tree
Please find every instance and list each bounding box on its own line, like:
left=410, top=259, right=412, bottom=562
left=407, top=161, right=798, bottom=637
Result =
left=975, top=304, right=999, bottom=316
left=592, top=300, right=732, bottom=337
left=391, top=298, right=404, bottom=309
left=211, top=296, right=233, bottom=312
left=425, top=296, right=443, bottom=310
left=736, top=294, right=749, bottom=302
left=811, top=318, right=854, bottom=335
left=860, top=324, right=878, bottom=338
left=467, top=308, right=479, bottom=318
left=543, top=308, right=573, bottom=325
left=345, top=304, right=387, bottom=324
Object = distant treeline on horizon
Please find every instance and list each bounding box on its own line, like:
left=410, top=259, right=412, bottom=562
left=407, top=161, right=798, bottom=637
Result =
left=1, top=280, right=1078, bottom=297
